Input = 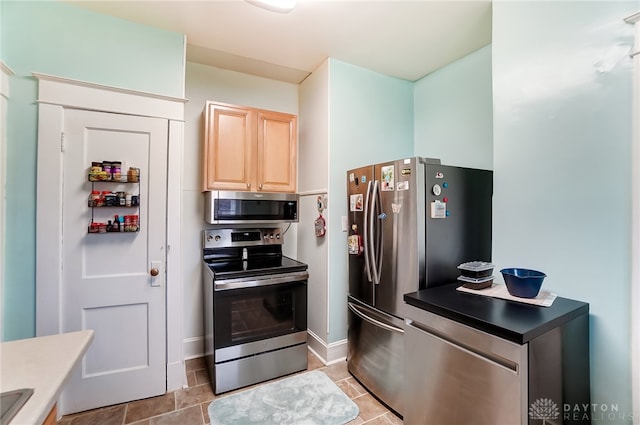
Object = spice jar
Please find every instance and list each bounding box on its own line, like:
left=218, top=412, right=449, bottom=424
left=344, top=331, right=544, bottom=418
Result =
left=103, top=191, right=115, bottom=207
left=117, top=191, right=126, bottom=206
left=95, top=191, right=107, bottom=207
left=103, top=162, right=112, bottom=180
left=125, top=192, right=132, bottom=207
left=88, top=190, right=100, bottom=207
left=127, top=167, right=139, bottom=183
left=112, top=161, right=122, bottom=181
left=88, top=222, right=100, bottom=233
left=130, top=215, right=139, bottom=232
left=124, top=215, right=132, bottom=232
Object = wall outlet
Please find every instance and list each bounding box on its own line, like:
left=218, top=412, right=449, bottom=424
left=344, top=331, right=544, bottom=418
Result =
left=341, top=216, right=348, bottom=232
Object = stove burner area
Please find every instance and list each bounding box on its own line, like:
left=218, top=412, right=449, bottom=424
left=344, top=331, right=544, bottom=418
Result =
left=203, top=227, right=308, bottom=394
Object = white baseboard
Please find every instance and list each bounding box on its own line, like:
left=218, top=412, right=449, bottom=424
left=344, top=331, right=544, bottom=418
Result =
left=182, top=332, right=347, bottom=365
left=167, top=359, right=187, bottom=391
left=307, top=330, right=347, bottom=365
left=183, top=336, right=204, bottom=360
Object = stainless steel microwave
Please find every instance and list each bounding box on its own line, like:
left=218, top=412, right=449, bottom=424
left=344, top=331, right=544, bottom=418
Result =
left=204, top=191, right=299, bottom=224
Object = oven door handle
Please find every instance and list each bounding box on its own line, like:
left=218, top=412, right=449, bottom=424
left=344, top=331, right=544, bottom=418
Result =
left=214, top=271, right=309, bottom=291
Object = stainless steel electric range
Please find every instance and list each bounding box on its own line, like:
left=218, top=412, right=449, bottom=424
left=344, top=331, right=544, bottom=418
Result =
left=202, top=227, right=309, bottom=394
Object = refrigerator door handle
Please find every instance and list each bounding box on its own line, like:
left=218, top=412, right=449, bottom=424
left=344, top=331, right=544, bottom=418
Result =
left=348, top=302, right=404, bottom=335
left=374, top=179, right=384, bottom=283
left=363, top=180, right=373, bottom=283
left=369, top=180, right=381, bottom=285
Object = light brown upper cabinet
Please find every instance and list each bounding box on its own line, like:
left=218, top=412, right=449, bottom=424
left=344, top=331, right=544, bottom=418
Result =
left=202, top=101, right=297, bottom=193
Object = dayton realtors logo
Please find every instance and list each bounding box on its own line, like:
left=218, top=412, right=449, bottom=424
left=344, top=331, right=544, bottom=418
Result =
left=529, top=398, right=560, bottom=424
left=530, top=398, right=632, bottom=423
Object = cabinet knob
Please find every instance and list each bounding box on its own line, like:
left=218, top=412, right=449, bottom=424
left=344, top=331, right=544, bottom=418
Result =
left=259, top=183, right=263, bottom=190
left=247, top=183, right=251, bottom=189
left=150, top=268, right=159, bottom=277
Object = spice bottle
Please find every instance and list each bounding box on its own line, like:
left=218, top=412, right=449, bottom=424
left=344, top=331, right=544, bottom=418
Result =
left=127, top=167, right=139, bottom=183
left=125, top=192, right=132, bottom=207
left=104, top=191, right=117, bottom=207
left=88, top=222, right=100, bottom=233
left=88, top=190, right=100, bottom=207
left=112, top=161, right=122, bottom=181
left=131, top=215, right=139, bottom=232
left=103, top=162, right=112, bottom=180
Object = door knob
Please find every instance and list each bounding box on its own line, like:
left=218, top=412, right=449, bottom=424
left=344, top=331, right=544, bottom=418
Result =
left=150, top=268, right=159, bottom=276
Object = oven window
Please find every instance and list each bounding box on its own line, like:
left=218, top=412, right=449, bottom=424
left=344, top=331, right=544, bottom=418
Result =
left=214, top=281, right=307, bottom=349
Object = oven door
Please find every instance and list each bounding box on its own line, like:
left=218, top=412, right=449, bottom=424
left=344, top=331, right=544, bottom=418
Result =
left=213, top=275, right=307, bottom=351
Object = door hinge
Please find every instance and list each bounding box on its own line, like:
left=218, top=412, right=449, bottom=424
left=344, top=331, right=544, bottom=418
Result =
left=60, top=132, right=65, bottom=152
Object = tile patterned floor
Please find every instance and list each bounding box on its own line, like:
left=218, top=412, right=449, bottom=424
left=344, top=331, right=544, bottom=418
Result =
left=58, top=351, right=403, bottom=425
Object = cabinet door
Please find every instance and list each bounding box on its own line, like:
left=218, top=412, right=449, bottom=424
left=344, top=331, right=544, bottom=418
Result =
left=203, top=102, right=255, bottom=191
left=257, top=110, right=297, bottom=192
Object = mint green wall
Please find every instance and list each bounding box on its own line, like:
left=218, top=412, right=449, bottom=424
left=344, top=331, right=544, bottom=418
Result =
left=1, top=1, right=185, bottom=341
left=493, top=1, right=635, bottom=419
left=328, top=59, right=413, bottom=342
left=414, top=45, right=493, bottom=170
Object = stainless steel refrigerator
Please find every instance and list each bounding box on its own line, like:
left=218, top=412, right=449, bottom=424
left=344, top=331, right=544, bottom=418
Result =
left=346, top=157, right=492, bottom=416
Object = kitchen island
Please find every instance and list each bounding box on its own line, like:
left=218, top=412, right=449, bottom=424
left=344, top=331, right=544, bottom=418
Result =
left=1, top=330, right=94, bottom=425
left=404, top=283, right=589, bottom=425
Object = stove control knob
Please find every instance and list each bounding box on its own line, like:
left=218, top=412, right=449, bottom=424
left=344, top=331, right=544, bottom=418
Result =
left=276, top=234, right=281, bottom=239
left=214, top=235, right=221, bottom=242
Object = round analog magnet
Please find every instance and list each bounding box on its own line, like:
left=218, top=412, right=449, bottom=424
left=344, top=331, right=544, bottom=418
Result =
left=432, top=184, right=442, bottom=196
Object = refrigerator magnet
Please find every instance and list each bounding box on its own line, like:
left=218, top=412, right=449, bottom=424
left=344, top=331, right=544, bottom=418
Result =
left=381, top=165, right=395, bottom=191
left=397, top=181, right=409, bottom=191
left=348, top=234, right=363, bottom=255
left=430, top=200, right=446, bottom=219
left=391, top=203, right=402, bottom=214
left=350, top=194, right=363, bottom=211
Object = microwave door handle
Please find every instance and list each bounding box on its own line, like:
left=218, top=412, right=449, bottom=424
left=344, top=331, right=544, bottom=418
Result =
left=370, top=180, right=380, bottom=285
left=363, top=180, right=373, bottom=284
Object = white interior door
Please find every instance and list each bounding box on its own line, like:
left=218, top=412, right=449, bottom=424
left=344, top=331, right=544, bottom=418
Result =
left=60, top=108, right=168, bottom=414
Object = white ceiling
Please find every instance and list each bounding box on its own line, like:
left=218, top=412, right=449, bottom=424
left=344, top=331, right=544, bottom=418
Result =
left=66, top=0, right=492, bottom=84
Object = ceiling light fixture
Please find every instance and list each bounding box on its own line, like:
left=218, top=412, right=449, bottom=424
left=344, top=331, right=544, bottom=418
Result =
left=246, top=0, right=296, bottom=13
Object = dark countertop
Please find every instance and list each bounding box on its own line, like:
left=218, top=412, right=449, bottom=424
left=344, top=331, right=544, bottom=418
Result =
left=404, top=283, right=589, bottom=344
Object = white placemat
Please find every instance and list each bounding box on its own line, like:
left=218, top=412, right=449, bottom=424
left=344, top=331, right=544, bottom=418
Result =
left=456, top=283, right=557, bottom=307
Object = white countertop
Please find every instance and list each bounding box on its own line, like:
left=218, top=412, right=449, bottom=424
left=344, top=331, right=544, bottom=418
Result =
left=1, top=330, right=94, bottom=425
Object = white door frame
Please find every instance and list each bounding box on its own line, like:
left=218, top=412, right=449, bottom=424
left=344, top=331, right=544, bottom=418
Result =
left=34, top=73, right=187, bottom=392
left=0, top=62, right=14, bottom=341
left=625, top=11, right=640, bottom=422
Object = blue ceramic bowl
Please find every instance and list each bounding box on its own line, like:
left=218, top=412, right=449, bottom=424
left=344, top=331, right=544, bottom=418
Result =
left=500, top=268, right=546, bottom=298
